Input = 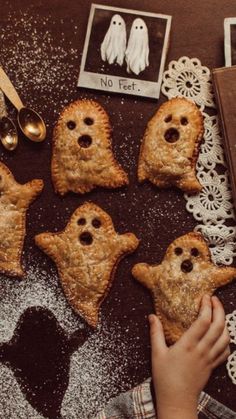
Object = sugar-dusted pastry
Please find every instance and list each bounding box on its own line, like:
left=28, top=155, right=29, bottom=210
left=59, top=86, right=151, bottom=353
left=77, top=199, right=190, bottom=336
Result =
left=51, top=99, right=128, bottom=195
left=138, top=97, right=204, bottom=193
left=35, top=202, right=139, bottom=327
left=132, top=232, right=236, bottom=343
left=0, top=162, right=43, bottom=277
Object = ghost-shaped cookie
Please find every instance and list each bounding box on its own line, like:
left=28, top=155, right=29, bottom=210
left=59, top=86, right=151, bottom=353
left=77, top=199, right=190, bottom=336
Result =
left=138, top=98, right=204, bottom=193
left=35, top=202, right=139, bottom=327
left=101, top=14, right=127, bottom=66
left=0, top=162, right=43, bottom=277
left=125, top=18, right=149, bottom=75
left=132, top=232, right=236, bottom=343
left=51, top=99, right=128, bottom=195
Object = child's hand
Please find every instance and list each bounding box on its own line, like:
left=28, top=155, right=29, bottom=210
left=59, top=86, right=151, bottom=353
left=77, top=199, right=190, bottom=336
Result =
left=149, top=295, right=230, bottom=419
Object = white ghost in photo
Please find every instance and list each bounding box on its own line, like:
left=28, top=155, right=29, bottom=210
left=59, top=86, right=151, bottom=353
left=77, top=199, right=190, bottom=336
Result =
left=101, top=14, right=127, bottom=66
left=125, top=18, right=149, bottom=75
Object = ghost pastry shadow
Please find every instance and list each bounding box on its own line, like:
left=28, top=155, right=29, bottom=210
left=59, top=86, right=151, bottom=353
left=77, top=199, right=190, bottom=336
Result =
left=0, top=306, right=91, bottom=419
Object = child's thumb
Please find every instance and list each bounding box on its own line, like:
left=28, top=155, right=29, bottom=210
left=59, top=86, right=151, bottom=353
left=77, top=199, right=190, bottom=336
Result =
left=149, top=314, right=167, bottom=356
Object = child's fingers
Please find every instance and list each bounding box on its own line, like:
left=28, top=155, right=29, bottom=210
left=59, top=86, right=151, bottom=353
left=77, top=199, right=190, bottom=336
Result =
left=199, top=296, right=226, bottom=349
left=211, top=346, right=231, bottom=369
left=182, top=295, right=212, bottom=345
left=149, top=314, right=167, bottom=356
left=208, top=325, right=230, bottom=361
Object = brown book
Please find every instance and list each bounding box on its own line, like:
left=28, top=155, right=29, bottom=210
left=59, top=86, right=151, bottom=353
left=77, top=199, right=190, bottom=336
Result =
left=212, top=66, right=236, bottom=210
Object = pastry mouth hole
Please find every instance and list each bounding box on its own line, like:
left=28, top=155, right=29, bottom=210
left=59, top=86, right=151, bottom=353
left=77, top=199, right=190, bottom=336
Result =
left=77, top=217, right=86, bottom=225
left=181, top=117, right=188, bottom=125
left=181, top=259, right=193, bottom=273
left=164, top=128, right=180, bottom=143
left=84, top=117, right=94, bottom=126
left=92, top=218, right=101, bottom=228
left=191, top=247, right=199, bottom=257
left=67, top=120, right=76, bottom=130
left=79, top=232, right=93, bottom=245
left=78, top=135, right=92, bottom=148
left=164, top=115, right=172, bottom=123
left=175, top=247, right=183, bottom=255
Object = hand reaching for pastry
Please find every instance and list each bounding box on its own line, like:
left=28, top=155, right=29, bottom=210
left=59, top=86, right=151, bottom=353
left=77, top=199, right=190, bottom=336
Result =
left=149, top=295, right=230, bottom=419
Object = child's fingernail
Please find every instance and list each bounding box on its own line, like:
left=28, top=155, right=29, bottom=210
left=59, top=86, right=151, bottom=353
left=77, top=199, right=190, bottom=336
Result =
left=148, top=314, right=156, bottom=324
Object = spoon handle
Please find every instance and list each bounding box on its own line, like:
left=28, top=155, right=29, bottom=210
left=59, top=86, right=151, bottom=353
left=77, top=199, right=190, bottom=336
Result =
left=0, top=67, right=24, bottom=111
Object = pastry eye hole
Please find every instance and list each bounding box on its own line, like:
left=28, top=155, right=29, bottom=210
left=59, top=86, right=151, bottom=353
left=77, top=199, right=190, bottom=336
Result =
left=84, top=117, right=94, bottom=126
left=191, top=247, right=199, bottom=257
left=79, top=231, right=93, bottom=245
left=77, top=217, right=86, bottom=225
left=181, top=259, right=193, bottom=273
left=175, top=247, right=183, bottom=256
left=67, top=120, right=76, bottom=130
left=181, top=117, right=188, bottom=125
left=92, top=218, right=101, bottom=228
left=78, top=135, right=92, bottom=148
left=164, top=128, right=180, bottom=143
left=164, top=115, right=172, bottom=123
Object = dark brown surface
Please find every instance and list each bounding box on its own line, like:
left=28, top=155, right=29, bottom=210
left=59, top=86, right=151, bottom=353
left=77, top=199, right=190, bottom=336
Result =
left=212, top=66, right=236, bottom=211
left=0, top=0, right=236, bottom=418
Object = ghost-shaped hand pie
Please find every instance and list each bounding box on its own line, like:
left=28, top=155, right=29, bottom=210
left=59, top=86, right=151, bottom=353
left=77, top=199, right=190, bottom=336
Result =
left=101, top=14, right=127, bottom=66
left=0, top=162, right=43, bottom=277
left=35, top=202, right=139, bottom=327
left=51, top=100, right=128, bottom=195
left=132, top=232, right=236, bottom=343
left=138, top=98, right=204, bottom=193
left=125, top=18, right=149, bottom=75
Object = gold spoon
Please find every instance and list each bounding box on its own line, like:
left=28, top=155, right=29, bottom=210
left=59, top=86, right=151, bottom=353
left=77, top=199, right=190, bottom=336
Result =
left=0, top=116, right=18, bottom=151
left=0, top=67, right=46, bottom=142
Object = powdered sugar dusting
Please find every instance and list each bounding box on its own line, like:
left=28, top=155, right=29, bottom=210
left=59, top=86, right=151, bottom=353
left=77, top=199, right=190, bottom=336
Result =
left=0, top=365, right=45, bottom=419
left=0, top=262, right=79, bottom=342
left=61, top=321, right=133, bottom=419
left=1, top=10, right=79, bottom=122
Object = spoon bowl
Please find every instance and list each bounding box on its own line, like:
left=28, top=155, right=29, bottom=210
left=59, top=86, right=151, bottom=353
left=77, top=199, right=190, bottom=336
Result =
left=0, top=67, right=47, bottom=143
left=18, top=107, right=46, bottom=142
left=0, top=116, right=18, bottom=151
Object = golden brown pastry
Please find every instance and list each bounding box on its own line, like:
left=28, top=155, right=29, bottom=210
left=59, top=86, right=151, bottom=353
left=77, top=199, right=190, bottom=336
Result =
left=132, top=232, right=236, bottom=343
left=51, top=99, right=128, bottom=195
left=138, top=97, right=204, bottom=193
left=0, top=162, right=43, bottom=277
left=35, top=202, right=139, bottom=327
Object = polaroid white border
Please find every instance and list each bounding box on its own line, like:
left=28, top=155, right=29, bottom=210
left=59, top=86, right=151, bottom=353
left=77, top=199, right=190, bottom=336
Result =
left=224, top=17, right=236, bottom=67
left=78, top=3, right=172, bottom=99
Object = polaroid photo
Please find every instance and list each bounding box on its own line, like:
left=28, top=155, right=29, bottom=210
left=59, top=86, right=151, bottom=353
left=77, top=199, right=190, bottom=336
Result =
left=224, top=17, right=236, bottom=66
left=78, top=4, right=172, bottom=99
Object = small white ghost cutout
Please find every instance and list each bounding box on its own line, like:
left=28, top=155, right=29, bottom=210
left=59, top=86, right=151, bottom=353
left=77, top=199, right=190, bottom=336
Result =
left=125, top=18, right=149, bottom=75
left=101, top=14, right=127, bottom=66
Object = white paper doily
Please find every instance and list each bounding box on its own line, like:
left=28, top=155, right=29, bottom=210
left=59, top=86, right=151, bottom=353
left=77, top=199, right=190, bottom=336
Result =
left=226, top=311, right=236, bottom=385
left=162, top=56, right=236, bottom=385
left=161, top=56, right=215, bottom=109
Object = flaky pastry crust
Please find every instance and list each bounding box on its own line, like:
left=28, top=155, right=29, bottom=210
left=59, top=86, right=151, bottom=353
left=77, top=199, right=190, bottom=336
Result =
left=35, top=202, right=139, bottom=327
left=132, top=232, right=236, bottom=343
left=0, top=162, right=43, bottom=277
left=138, top=97, right=204, bottom=193
left=51, top=99, right=128, bottom=195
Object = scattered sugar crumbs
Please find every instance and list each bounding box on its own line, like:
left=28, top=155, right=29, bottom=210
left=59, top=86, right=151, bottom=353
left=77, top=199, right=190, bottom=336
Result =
left=0, top=9, right=80, bottom=123
left=0, top=261, right=137, bottom=418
